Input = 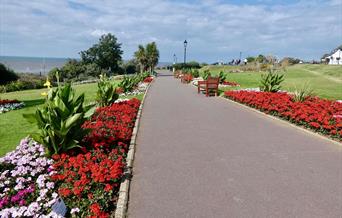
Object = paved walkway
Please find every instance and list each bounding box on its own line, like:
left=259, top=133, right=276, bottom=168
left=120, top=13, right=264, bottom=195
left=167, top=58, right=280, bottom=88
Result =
left=128, top=71, right=342, bottom=218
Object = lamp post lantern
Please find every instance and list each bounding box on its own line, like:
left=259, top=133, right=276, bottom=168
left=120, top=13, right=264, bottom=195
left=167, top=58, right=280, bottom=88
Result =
left=183, top=40, right=188, bottom=64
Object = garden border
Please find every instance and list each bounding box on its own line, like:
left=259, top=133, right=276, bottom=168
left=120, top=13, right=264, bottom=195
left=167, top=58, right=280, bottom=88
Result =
left=114, top=79, right=154, bottom=218
left=190, top=81, right=341, bottom=146
left=220, top=96, right=341, bottom=146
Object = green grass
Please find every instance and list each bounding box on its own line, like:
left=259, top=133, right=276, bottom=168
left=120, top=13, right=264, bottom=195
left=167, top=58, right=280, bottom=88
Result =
left=0, top=81, right=144, bottom=157
left=201, top=64, right=342, bottom=100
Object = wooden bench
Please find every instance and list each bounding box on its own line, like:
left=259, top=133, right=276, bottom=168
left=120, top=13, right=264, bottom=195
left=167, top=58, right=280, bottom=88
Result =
left=197, top=77, right=219, bottom=97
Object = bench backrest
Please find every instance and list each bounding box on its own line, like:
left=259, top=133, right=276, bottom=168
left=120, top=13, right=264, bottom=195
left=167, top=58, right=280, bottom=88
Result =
left=206, top=77, right=219, bottom=88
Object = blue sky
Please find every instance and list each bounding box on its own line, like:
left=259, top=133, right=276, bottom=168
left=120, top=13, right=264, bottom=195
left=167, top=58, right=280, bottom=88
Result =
left=0, top=0, right=341, bottom=63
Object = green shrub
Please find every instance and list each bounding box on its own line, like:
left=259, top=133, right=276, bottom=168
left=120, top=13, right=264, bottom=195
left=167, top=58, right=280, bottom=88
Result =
left=96, top=74, right=118, bottom=106
left=259, top=70, right=284, bottom=92
left=218, top=71, right=226, bottom=83
left=201, top=70, right=211, bottom=80
left=191, top=69, right=200, bottom=78
left=119, top=76, right=136, bottom=93
left=23, top=83, right=95, bottom=156
left=292, top=84, right=314, bottom=102
left=118, top=71, right=150, bottom=93
left=0, top=73, right=45, bottom=93
left=0, top=63, right=18, bottom=85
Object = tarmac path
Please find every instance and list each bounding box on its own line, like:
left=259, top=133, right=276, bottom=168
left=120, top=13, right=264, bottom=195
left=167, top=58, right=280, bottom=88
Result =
left=128, top=71, right=342, bottom=218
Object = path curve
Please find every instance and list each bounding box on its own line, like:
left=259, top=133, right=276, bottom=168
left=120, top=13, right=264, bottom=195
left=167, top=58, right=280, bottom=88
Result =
left=128, top=71, right=342, bottom=218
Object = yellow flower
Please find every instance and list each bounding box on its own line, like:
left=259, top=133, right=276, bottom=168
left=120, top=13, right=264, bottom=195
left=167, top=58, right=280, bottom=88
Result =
left=44, top=79, right=52, bottom=89
left=41, top=92, right=48, bottom=96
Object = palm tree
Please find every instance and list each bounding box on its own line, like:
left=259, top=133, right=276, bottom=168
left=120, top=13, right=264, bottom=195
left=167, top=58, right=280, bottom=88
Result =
left=146, top=42, right=159, bottom=73
left=134, top=45, right=148, bottom=73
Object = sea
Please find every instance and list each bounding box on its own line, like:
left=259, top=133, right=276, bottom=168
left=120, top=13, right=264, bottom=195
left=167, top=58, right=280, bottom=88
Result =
left=0, top=56, right=171, bottom=75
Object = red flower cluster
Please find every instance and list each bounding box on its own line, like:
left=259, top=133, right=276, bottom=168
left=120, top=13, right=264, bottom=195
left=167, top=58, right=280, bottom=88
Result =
left=0, top=99, right=19, bottom=105
left=224, top=91, right=342, bottom=139
left=52, top=149, right=124, bottom=217
left=182, top=74, right=193, bottom=83
left=82, top=98, right=140, bottom=150
left=143, top=76, right=153, bottom=83
left=52, top=99, right=141, bottom=217
left=222, top=81, right=240, bottom=86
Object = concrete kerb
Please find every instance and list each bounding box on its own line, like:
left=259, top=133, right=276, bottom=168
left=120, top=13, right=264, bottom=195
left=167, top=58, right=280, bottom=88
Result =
left=114, top=79, right=155, bottom=218
left=189, top=81, right=341, bottom=146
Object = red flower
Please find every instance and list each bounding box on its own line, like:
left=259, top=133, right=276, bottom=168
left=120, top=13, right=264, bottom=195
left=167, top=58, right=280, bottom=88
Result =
left=58, top=188, right=72, bottom=197
left=90, top=203, right=101, bottom=214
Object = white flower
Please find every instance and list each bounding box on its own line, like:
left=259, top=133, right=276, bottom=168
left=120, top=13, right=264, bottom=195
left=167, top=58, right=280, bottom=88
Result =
left=70, top=207, right=80, bottom=214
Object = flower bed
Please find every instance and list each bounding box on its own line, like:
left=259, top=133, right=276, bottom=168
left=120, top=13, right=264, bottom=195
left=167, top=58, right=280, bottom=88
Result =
left=224, top=91, right=342, bottom=139
left=0, top=138, right=60, bottom=217
left=52, top=98, right=141, bottom=217
left=0, top=98, right=141, bottom=217
left=119, top=82, right=149, bottom=96
left=0, top=99, right=25, bottom=114
left=221, top=81, right=240, bottom=86
left=143, top=76, right=153, bottom=83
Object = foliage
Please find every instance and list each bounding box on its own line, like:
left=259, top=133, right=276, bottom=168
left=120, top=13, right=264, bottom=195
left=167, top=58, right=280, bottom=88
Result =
left=246, top=56, right=255, bottom=62
left=173, top=61, right=201, bottom=70
left=118, top=76, right=136, bottom=93
left=134, top=42, right=159, bottom=73
left=134, top=45, right=148, bottom=73
left=23, top=83, right=95, bottom=156
left=146, top=42, right=160, bottom=73
left=259, top=70, right=284, bottom=92
left=225, top=91, right=341, bottom=139
left=0, top=63, right=18, bottom=85
left=96, top=74, right=118, bottom=107
left=118, top=72, right=150, bottom=93
left=256, top=54, right=267, bottom=63
left=191, top=69, right=200, bottom=78
left=80, top=33, right=123, bottom=74
left=0, top=73, right=45, bottom=93
left=292, top=84, right=314, bottom=102
left=218, top=71, right=226, bottom=83
left=280, top=57, right=301, bottom=66
left=201, top=70, right=211, bottom=80
left=122, top=59, right=139, bottom=74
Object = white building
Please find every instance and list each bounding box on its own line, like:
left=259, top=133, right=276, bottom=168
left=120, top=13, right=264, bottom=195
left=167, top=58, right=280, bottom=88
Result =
left=325, top=48, right=342, bottom=65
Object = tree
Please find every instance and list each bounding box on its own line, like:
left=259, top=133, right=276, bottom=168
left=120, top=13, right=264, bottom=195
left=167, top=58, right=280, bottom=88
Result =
left=80, top=33, right=123, bottom=74
left=134, top=45, right=148, bottom=73
left=146, top=42, right=159, bottom=73
left=0, top=63, right=18, bottom=85
left=134, top=42, right=159, bottom=73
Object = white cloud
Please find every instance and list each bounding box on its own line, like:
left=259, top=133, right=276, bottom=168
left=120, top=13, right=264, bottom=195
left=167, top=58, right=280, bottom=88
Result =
left=90, top=29, right=109, bottom=37
left=0, top=0, right=341, bottom=62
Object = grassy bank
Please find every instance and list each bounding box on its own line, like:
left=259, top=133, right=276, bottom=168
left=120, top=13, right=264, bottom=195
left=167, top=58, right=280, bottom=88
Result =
left=201, top=64, right=342, bottom=100
left=0, top=82, right=143, bottom=156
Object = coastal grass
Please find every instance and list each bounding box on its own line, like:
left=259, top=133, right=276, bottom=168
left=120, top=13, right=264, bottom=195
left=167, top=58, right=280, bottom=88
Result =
left=202, top=64, right=342, bottom=100
left=0, top=81, right=143, bottom=156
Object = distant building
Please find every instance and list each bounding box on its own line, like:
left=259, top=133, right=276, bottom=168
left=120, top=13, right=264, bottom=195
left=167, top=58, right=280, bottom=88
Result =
left=322, top=46, right=342, bottom=65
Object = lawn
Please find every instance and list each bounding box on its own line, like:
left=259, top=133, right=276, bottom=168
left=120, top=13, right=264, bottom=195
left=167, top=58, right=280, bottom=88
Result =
left=201, top=64, right=342, bottom=100
left=0, top=81, right=143, bottom=156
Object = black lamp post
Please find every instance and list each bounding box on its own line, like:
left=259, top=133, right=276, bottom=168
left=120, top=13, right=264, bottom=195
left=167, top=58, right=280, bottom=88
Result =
left=183, top=40, right=188, bottom=64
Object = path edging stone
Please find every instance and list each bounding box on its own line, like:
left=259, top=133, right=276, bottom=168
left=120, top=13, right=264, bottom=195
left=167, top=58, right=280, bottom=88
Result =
left=114, top=79, right=154, bottom=218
